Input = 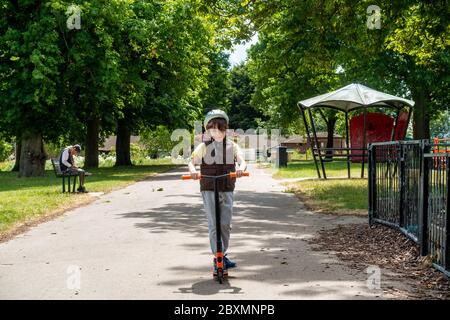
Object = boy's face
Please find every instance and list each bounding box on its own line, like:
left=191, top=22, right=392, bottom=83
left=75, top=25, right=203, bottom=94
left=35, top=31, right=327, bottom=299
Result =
left=208, top=127, right=225, bottom=141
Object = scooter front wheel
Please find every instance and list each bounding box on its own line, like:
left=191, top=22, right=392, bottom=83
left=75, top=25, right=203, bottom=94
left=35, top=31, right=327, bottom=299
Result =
left=217, top=269, right=224, bottom=284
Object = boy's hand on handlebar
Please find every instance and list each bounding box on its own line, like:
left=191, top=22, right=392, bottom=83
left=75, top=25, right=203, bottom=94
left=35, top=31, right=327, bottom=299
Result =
left=191, top=172, right=200, bottom=180
left=236, top=170, right=243, bottom=178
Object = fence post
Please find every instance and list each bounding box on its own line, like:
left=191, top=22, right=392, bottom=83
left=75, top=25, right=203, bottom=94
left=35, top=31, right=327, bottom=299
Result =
left=398, top=142, right=405, bottom=228
left=368, top=145, right=372, bottom=225
left=419, top=140, right=430, bottom=256
left=445, top=154, right=450, bottom=270
left=368, top=144, right=376, bottom=226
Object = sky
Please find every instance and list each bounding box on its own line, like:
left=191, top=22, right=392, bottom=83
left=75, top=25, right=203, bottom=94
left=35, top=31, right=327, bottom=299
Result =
left=228, top=33, right=258, bottom=67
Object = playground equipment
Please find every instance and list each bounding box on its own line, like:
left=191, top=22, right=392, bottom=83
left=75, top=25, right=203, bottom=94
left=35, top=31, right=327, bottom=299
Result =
left=298, top=83, right=415, bottom=179
left=432, top=137, right=450, bottom=169
left=349, top=111, right=409, bottom=163
left=433, top=138, right=450, bottom=154
left=181, top=171, right=250, bottom=284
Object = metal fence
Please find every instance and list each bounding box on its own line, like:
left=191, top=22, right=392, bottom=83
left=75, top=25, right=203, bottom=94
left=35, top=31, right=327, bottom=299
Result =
left=368, top=140, right=450, bottom=276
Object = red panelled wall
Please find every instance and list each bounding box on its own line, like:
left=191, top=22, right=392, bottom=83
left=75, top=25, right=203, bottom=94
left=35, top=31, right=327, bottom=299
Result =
left=350, top=113, right=394, bottom=163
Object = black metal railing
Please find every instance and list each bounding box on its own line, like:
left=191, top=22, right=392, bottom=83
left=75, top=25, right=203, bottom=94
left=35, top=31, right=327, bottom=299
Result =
left=368, top=140, right=450, bottom=276
left=424, top=151, right=449, bottom=274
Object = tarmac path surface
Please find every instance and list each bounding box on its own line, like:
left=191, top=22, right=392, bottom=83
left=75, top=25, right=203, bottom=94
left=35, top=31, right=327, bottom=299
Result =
left=0, top=164, right=395, bottom=299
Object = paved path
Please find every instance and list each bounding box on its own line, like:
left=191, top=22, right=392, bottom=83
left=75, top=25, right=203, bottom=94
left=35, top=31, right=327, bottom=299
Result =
left=0, top=164, right=389, bottom=299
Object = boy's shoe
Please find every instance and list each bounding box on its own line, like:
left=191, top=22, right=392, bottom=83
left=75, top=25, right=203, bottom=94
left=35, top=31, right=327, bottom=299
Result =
left=213, top=257, right=224, bottom=272
left=224, top=255, right=236, bottom=269
left=77, top=186, right=89, bottom=193
left=213, top=257, right=228, bottom=277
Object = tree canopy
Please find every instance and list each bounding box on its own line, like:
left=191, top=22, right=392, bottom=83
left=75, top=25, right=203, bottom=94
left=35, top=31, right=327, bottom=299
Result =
left=0, top=0, right=448, bottom=176
left=0, top=0, right=239, bottom=174
left=244, top=0, right=449, bottom=139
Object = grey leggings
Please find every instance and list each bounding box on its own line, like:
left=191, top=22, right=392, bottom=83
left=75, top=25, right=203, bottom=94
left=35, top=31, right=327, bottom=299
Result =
left=201, top=191, right=234, bottom=255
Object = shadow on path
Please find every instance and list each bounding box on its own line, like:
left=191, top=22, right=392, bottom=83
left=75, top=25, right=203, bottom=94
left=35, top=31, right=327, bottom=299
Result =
left=118, top=185, right=370, bottom=299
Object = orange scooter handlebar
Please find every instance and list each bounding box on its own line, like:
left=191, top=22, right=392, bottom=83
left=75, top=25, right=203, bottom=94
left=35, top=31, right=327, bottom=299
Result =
left=181, top=171, right=250, bottom=180
left=229, top=171, right=250, bottom=178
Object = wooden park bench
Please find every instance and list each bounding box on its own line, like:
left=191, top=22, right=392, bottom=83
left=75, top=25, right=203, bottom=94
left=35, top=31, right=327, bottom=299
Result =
left=51, top=158, right=80, bottom=193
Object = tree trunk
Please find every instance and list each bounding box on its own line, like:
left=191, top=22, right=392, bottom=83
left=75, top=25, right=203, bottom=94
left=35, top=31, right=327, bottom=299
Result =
left=325, top=115, right=337, bottom=161
left=84, top=117, right=99, bottom=168
left=412, top=87, right=430, bottom=139
left=18, top=133, right=47, bottom=177
left=115, top=119, right=132, bottom=166
left=12, top=137, right=21, bottom=172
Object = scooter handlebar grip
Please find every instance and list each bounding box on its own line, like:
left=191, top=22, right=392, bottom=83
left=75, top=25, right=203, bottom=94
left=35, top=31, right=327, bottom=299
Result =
left=182, top=174, right=202, bottom=180
left=229, top=171, right=250, bottom=178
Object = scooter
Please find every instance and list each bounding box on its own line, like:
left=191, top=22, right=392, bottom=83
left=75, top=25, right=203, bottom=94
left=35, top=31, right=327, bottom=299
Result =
left=182, top=171, right=249, bottom=283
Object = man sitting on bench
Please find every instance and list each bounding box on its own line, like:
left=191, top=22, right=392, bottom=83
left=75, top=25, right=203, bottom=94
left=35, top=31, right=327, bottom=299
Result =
left=59, top=144, right=88, bottom=193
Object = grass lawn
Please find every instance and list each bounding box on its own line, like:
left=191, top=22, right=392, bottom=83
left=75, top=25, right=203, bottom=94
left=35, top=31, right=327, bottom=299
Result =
left=0, top=159, right=177, bottom=237
left=272, top=159, right=368, bottom=179
left=262, top=157, right=368, bottom=216
left=285, top=179, right=368, bottom=216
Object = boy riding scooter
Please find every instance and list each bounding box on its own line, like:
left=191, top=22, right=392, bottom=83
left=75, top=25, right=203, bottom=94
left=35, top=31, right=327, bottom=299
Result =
left=186, top=110, right=248, bottom=281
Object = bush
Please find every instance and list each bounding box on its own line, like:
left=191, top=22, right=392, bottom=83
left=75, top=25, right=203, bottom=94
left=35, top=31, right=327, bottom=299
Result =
left=73, top=155, right=116, bottom=168
left=44, top=142, right=65, bottom=159
left=140, top=126, right=177, bottom=158
left=98, top=154, right=116, bottom=167
left=130, top=142, right=147, bottom=160
left=0, top=139, right=14, bottom=162
left=0, top=160, right=15, bottom=171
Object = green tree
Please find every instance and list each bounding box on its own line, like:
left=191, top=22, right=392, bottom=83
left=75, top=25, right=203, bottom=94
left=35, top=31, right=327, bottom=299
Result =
left=57, top=0, right=135, bottom=168
left=228, top=63, right=268, bottom=130
left=330, top=0, right=449, bottom=139
left=0, top=0, right=229, bottom=174
left=244, top=0, right=449, bottom=140
left=246, top=0, right=344, bottom=138
left=0, top=0, right=67, bottom=176
left=114, top=0, right=219, bottom=165
left=200, top=51, right=231, bottom=114
left=431, top=109, right=450, bottom=138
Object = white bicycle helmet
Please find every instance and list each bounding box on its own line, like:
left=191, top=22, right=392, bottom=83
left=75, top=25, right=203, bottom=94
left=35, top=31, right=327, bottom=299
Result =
left=203, top=109, right=229, bottom=129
